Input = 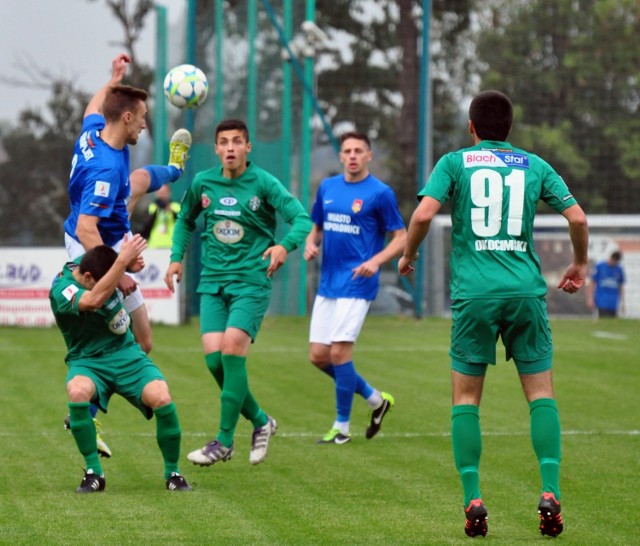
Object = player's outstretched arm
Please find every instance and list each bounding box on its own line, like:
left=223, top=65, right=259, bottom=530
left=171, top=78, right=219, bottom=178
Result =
left=84, top=53, right=131, bottom=118
left=399, top=196, right=440, bottom=276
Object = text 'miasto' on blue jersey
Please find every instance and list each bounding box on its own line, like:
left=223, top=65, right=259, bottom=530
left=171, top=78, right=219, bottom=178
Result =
left=311, top=173, right=404, bottom=300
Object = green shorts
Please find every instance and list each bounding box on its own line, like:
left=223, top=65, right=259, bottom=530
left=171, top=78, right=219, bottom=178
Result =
left=199, top=281, right=271, bottom=341
left=450, top=297, right=553, bottom=376
left=66, top=344, right=166, bottom=420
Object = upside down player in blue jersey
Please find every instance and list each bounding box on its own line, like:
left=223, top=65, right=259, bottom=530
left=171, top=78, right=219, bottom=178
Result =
left=62, top=53, right=191, bottom=456
left=399, top=91, right=589, bottom=538
left=304, top=131, right=406, bottom=445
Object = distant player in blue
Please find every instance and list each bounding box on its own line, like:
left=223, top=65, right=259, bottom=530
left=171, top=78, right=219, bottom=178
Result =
left=304, top=131, right=406, bottom=444
left=62, top=53, right=191, bottom=456
left=588, top=251, right=625, bottom=317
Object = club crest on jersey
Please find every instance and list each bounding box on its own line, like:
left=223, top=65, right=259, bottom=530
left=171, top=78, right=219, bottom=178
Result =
left=351, top=199, right=363, bottom=213
left=463, top=150, right=529, bottom=169
left=201, top=193, right=211, bottom=208
left=249, top=196, right=261, bottom=211
left=94, top=181, right=110, bottom=197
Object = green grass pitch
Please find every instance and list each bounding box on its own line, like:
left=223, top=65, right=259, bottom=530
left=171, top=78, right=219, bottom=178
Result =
left=1, top=316, right=638, bottom=544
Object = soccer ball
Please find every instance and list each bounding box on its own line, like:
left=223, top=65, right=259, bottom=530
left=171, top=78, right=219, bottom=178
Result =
left=163, top=64, right=209, bottom=109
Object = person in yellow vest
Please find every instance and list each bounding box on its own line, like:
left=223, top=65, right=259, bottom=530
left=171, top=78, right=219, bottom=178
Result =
left=140, top=184, right=181, bottom=248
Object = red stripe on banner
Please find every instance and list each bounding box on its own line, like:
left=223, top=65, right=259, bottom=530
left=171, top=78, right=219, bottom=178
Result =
left=140, top=289, right=174, bottom=299
left=0, top=289, right=51, bottom=299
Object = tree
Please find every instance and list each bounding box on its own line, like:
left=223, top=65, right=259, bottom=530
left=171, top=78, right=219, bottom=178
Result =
left=476, top=0, right=640, bottom=213
left=315, top=0, right=477, bottom=216
left=0, top=0, right=155, bottom=245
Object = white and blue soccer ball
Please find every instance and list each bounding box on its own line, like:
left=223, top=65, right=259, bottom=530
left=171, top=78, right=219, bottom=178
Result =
left=163, top=64, right=209, bottom=109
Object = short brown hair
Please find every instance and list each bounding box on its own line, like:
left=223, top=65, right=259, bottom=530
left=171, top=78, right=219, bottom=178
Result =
left=103, top=85, right=148, bottom=123
left=215, top=119, right=250, bottom=143
left=339, top=131, right=371, bottom=149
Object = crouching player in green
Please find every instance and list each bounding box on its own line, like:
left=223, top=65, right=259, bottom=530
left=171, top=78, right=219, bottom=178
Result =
left=49, top=234, right=192, bottom=493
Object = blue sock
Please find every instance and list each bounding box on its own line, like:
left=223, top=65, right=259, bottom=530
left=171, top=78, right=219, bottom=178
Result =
left=89, top=404, right=99, bottom=419
left=143, top=165, right=182, bottom=192
left=321, top=363, right=373, bottom=399
left=333, top=361, right=357, bottom=423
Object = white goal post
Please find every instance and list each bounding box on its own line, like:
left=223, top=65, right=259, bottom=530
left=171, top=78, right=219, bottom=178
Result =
left=422, top=215, right=640, bottom=318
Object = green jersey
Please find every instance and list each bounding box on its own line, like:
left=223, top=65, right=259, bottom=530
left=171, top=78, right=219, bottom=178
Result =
left=171, top=161, right=312, bottom=289
left=49, top=260, right=135, bottom=361
left=420, top=140, right=578, bottom=300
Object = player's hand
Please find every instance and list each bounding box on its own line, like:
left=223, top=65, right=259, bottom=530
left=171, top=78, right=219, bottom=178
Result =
left=263, top=245, right=288, bottom=277
left=398, top=256, right=415, bottom=276
left=117, top=275, right=138, bottom=296
left=557, top=263, right=587, bottom=294
left=352, top=260, right=379, bottom=279
left=111, top=53, right=131, bottom=83
left=304, top=241, right=319, bottom=261
left=128, top=255, right=145, bottom=273
left=118, top=233, right=147, bottom=267
left=164, top=262, right=183, bottom=293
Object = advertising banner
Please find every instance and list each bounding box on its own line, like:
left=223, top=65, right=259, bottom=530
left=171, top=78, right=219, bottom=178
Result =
left=0, top=248, right=180, bottom=326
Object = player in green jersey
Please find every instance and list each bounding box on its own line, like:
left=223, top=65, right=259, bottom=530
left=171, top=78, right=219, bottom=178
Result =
left=165, top=119, right=312, bottom=468
left=399, top=91, right=589, bottom=538
left=49, top=235, right=192, bottom=493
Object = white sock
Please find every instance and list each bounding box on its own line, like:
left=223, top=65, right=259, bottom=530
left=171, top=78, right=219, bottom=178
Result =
left=333, top=421, right=350, bottom=435
left=366, top=390, right=383, bottom=410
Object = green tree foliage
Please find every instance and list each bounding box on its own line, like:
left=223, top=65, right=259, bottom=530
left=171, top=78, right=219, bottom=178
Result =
left=315, top=0, right=477, bottom=216
left=0, top=83, right=89, bottom=244
left=477, top=0, right=640, bottom=213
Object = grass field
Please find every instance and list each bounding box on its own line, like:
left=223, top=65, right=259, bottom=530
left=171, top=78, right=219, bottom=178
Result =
left=1, top=316, right=638, bottom=545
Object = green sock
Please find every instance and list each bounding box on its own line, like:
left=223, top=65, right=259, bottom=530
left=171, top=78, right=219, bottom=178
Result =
left=452, top=404, right=482, bottom=507
left=68, top=402, right=103, bottom=476
left=154, top=402, right=181, bottom=479
left=530, top=398, right=561, bottom=500
left=217, top=355, right=249, bottom=447
left=206, top=352, right=266, bottom=429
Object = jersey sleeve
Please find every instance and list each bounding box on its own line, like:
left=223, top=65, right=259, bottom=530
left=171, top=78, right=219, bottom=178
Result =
left=170, top=175, right=203, bottom=263
left=310, top=182, right=325, bottom=227
left=538, top=159, right=578, bottom=213
left=376, top=185, right=405, bottom=232
left=419, top=153, right=456, bottom=204
left=264, top=174, right=313, bottom=253
left=50, top=278, right=85, bottom=316
left=77, top=166, right=121, bottom=218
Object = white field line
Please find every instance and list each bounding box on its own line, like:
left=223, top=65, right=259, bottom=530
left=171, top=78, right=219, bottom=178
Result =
left=0, top=429, right=638, bottom=438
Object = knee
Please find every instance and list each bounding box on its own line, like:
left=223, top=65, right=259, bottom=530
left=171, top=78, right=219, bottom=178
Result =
left=309, top=348, right=329, bottom=369
left=67, top=377, right=94, bottom=403
left=143, top=380, right=172, bottom=408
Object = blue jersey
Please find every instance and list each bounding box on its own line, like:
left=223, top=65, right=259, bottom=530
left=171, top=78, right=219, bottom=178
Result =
left=63, top=114, right=131, bottom=247
left=592, top=261, right=625, bottom=311
left=311, top=174, right=405, bottom=300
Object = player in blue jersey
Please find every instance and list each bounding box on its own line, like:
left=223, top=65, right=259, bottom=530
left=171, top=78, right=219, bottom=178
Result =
left=399, top=91, right=589, bottom=538
left=62, top=53, right=191, bottom=456
left=587, top=250, right=625, bottom=317
left=304, top=131, right=406, bottom=444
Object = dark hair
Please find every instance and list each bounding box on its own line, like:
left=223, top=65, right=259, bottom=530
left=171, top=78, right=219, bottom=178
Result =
left=339, top=131, right=371, bottom=149
left=215, top=119, right=250, bottom=143
left=79, top=245, right=118, bottom=282
left=469, top=91, right=513, bottom=141
left=611, top=251, right=622, bottom=261
left=103, top=85, right=148, bottom=123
